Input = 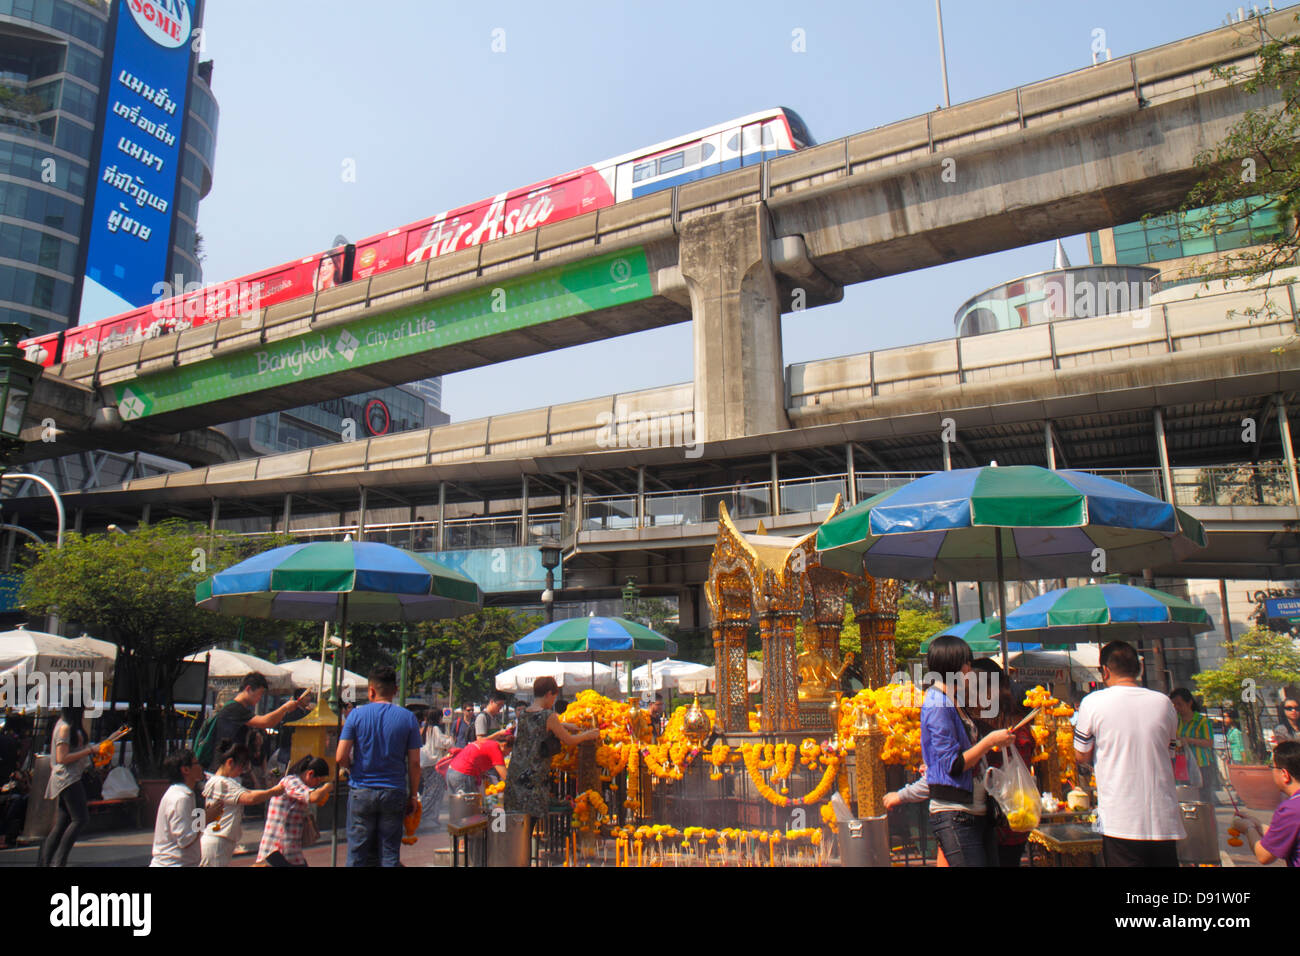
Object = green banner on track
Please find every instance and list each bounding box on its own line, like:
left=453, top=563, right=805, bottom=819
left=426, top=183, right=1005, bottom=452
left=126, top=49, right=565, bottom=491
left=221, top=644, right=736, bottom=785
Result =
left=113, top=247, right=652, bottom=421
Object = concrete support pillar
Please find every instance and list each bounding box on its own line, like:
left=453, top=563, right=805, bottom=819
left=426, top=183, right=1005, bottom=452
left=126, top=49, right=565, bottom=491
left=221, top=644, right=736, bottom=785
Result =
left=1275, top=394, right=1300, bottom=507
left=437, top=482, right=446, bottom=551
left=636, top=466, right=645, bottom=530
left=282, top=494, right=292, bottom=536
left=680, top=205, right=788, bottom=443
left=140, top=503, right=151, bottom=526
left=1044, top=421, right=1056, bottom=470
left=1218, top=578, right=1235, bottom=655
left=521, top=475, right=530, bottom=545
left=73, top=509, right=83, bottom=534
left=356, top=486, right=367, bottom=539
left=846, top=443, right=857, bottom=505
left=769, top=452, right=780, bottom=517
left=209, top=498, right=219, bottom=534
left=575, top=469, right=584, bottom=532
left=1154, top=408, right=1174, bottom=503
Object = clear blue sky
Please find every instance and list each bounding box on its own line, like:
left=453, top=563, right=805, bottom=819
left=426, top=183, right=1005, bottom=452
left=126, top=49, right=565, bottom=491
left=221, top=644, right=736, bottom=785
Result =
left=194, top=0, right=1286, bottom=422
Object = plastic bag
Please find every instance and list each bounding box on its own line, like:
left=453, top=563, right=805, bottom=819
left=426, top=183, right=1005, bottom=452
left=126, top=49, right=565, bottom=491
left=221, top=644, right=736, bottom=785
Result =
left=984, top=744, right=1042, bottom=833
left=1173, top=748, right=1203, bottom=789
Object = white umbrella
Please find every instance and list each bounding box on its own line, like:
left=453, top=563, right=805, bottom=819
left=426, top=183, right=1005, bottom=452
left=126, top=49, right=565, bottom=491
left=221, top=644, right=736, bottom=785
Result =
left=184, top=648, right=294, bottom=693
left=277, top=657, right=367, bottom=696
left=69, top=633, right=119, bottom=677
left=495, top=660, right=617, bottom=696
left=628, top=659, right=711, bottom=692
left=0, top=628, right=115, bottom=709
left=678, top=659, right=763, bottom=696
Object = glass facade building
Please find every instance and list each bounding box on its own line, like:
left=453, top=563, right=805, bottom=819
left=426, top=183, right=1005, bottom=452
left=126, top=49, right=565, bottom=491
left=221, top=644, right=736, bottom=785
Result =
left=0, top=0, right=217, bottom=337
left=1088, top=197, right=1284, bottom=278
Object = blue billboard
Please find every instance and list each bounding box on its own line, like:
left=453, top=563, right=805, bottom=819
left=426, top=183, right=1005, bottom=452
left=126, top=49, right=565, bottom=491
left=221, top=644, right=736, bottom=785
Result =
left=1264, top=598, right=1300, bottom=621
left=79, top=0, right=195, bottom=323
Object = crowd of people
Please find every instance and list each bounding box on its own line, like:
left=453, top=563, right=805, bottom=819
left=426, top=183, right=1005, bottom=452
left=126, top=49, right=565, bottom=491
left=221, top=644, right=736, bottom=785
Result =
left=2, top=652, right=1296, bottom=868
left=910, top=635, right=1300, bottom=868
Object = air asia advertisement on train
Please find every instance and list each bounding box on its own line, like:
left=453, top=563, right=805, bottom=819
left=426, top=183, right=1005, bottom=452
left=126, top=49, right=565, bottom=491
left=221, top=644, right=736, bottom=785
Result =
left=78, top=0, right=195, bottom=324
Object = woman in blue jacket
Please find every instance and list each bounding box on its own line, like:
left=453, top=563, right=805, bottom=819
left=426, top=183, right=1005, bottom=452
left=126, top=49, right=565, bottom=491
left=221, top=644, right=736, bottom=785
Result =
left=920, top=635, right=1015, bottom=867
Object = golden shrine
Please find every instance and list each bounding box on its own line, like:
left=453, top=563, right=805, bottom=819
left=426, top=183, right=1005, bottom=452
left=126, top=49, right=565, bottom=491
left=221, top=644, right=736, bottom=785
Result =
left=705, top=496, right=901, bottom=734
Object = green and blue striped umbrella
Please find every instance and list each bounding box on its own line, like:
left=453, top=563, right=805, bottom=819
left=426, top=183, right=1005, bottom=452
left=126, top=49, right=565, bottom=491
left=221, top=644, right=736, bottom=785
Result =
left=1003, top=583, right=1212, bottom=644
left=508, top=617, right=676, bottom=664
left=920, top=618, right=1039, bottom=655
left=195, top=540, right=482, bottom=622
left=816, top=465, right=1207, bottom=664
left=816, top=466, right=1206, bottom=580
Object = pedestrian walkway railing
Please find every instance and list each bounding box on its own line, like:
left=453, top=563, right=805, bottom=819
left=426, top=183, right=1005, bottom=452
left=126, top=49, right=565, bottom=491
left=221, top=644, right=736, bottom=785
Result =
left=241, top=462, right=1298, bottom=552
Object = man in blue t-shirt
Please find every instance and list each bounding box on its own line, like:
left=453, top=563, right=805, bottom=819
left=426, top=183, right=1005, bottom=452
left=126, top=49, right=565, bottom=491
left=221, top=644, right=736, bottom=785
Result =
left=337, top=666, right=422, bottom=867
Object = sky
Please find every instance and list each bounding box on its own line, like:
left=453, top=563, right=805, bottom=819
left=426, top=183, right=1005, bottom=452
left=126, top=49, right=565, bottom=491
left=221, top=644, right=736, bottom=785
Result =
left=192, top=0, right=1287, bottom=422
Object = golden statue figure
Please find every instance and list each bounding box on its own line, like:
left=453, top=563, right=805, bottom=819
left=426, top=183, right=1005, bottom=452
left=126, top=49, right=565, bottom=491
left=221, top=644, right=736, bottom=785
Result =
left=797, top=647, right=854, bottom=701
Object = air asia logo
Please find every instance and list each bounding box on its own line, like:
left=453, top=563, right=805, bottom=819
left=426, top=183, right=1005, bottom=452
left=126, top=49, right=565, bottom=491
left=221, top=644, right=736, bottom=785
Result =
left=127, top=0, right=191, bottom=49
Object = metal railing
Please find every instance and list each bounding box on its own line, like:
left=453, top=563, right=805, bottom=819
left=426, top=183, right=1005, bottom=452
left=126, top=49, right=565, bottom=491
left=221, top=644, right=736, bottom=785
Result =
left=1171, top=463, right=1296, bottom=508
left=240, top=463, right=1299, bottom=553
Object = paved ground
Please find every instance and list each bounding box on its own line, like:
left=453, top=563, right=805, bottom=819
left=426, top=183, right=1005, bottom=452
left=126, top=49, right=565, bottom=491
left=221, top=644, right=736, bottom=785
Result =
left=0, top=799, right=1268, bottom=867
left=0, top=804, right=456, bottom=868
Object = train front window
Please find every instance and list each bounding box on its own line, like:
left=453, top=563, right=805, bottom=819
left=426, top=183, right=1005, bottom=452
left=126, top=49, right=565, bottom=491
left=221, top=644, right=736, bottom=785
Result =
left=633, top=161, right=655, bottom=182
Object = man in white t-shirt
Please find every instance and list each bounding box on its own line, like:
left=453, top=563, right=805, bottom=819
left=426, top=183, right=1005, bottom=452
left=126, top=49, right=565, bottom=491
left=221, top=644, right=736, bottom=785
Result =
left=150, top=749, right=221, bottom=867
left=1073, top=640, right=1185, bottom=866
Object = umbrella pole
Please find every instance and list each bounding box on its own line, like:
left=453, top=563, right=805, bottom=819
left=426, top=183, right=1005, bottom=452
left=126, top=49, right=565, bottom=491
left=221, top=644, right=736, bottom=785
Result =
left=332, top=594, right=349, bottom=869
left=995, top=530, right=1010, bottom=675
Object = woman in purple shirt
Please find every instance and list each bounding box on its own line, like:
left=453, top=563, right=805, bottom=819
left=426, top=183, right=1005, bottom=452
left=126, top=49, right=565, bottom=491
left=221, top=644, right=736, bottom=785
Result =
left=919, top=635, right=1015, bottom=867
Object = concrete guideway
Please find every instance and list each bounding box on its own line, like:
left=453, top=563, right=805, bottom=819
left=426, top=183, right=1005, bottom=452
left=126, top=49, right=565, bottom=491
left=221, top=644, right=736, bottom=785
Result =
left=20, top=12, right=1291, bottom=455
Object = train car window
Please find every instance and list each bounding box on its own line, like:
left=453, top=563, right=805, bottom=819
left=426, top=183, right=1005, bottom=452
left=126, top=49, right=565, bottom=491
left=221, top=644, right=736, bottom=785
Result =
left=658, top=152, right=684, bottom=174
left=762, top=124, right=776, bottom=145
left=700, top=142, right=715, bottom=161
left=633, top=161, right=655, bottom=182
left=725, top=134, right=738, bottom=153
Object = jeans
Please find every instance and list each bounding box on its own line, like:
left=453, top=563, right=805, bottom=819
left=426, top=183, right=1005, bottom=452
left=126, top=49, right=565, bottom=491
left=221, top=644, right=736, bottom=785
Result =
left=445, top=769, right=478, bottom=795
left=40, top=779, right=88, bottom=867
left=345, top=786, right=407, bottom=867
left=930, top=810, right=998, bottom=867
left=1102, top=835, right=1180, bottom=867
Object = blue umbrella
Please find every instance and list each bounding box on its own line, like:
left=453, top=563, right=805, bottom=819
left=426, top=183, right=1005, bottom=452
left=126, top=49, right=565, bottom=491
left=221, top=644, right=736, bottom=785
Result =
left=1003, top=583, right=1213, bottom=644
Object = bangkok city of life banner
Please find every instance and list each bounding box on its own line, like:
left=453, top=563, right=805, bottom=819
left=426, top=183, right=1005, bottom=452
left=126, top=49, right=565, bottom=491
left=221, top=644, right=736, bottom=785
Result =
left=78, top=0, right=196, bottom=324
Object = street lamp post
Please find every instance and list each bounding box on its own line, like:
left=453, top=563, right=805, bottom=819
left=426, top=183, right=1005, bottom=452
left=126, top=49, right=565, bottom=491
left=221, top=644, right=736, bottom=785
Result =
left=0, top=324, right=43, bottom=467
left=540, top=542, right=561, bottom=623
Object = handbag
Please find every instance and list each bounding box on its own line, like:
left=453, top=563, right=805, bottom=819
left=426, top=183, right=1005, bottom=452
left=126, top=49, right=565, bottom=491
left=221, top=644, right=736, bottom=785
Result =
left=301, top=809, right=320, bottom=847
left=435, top=747, right=462, bottom=778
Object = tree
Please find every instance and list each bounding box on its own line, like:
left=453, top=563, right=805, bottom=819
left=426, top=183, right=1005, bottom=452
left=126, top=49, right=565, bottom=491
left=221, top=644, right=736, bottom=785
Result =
left=1177, top=12, right=1300, bottom=313
left=405, top=608, right=542, bottom=706
left=18, top=520, right=289, bottom=773
left=1193, top=625, right=1300, bottom=761
left=893, top=607, right=951, bottom=666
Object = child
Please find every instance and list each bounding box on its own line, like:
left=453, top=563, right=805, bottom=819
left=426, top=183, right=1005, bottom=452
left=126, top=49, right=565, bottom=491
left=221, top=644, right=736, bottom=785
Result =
left=1234, top=740, right=1300, bottom=866
left=200, top=739, right=284, bottom=867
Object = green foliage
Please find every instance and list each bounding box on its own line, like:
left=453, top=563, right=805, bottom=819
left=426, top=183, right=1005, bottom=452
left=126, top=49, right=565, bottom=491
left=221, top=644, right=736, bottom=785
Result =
left=894, top=607, right=951, bottom=662
left=17, top=521, right=292, bottom=772
left=405, top=608, right=542, bottom=706
left=1178, top=13, right=1300, bottom=305
left=1194, top=625, right=1300, bottom=754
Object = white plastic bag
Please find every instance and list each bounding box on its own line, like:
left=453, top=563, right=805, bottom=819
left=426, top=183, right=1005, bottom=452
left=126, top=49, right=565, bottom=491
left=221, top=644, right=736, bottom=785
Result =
left=102, top=766, right=139, bottom=800
left=984, top=744, right=1041, bottom=832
